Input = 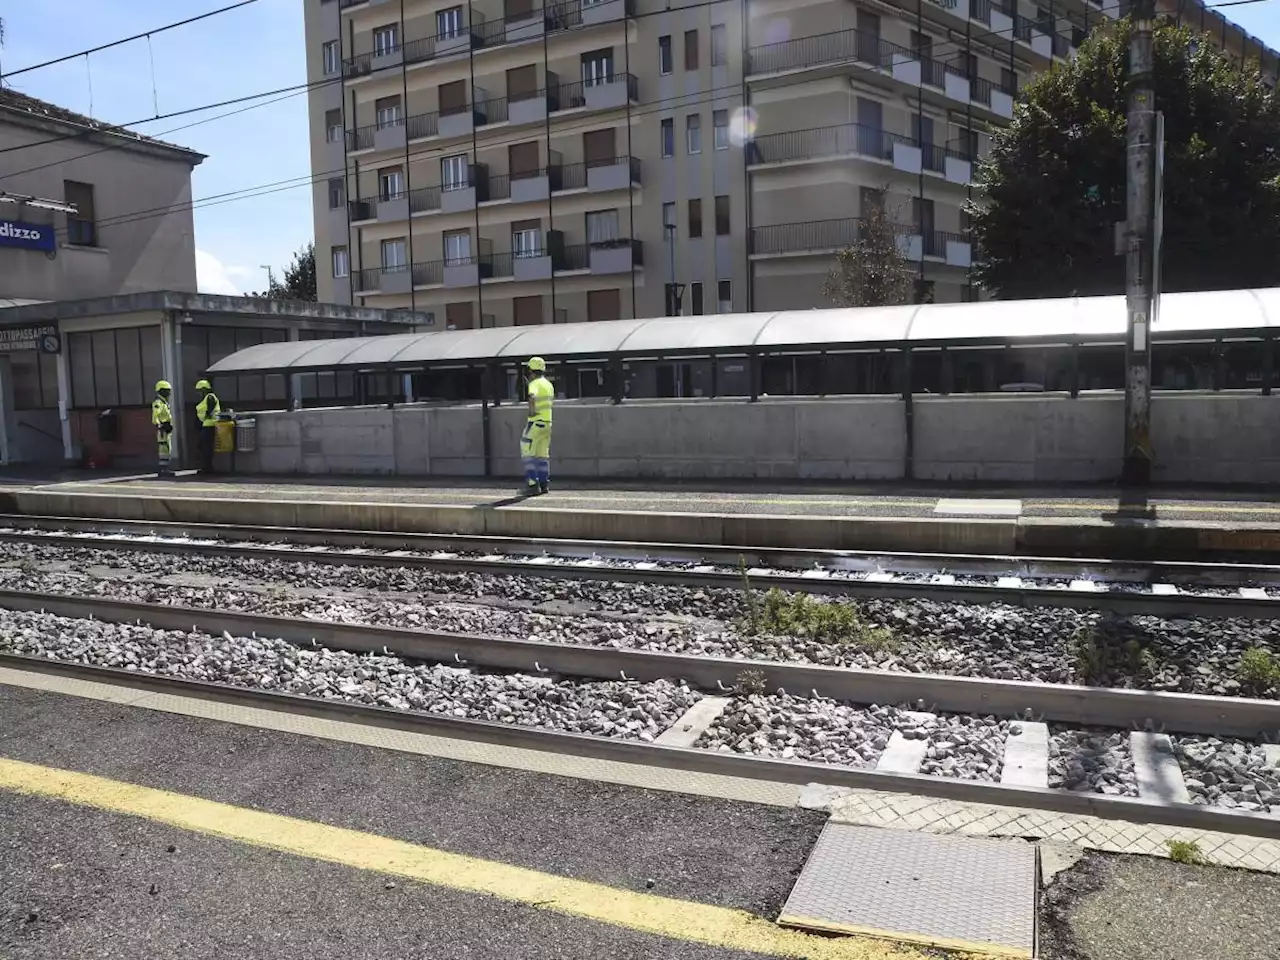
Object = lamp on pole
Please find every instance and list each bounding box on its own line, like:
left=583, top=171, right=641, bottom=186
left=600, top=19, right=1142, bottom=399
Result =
left=259, top=264, right=274, bottom=295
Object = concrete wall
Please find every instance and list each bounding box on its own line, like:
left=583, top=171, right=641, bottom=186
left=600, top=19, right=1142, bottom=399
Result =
left=232, top=391, right=1280, bottom=485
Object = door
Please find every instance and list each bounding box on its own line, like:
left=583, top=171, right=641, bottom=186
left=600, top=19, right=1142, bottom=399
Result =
left=583, top=128, right=616, bottom=167
left=445, top=302, right=475, bottom=330
left=913, top=197, right=936, bottom=255
left=856, top=98, right=884, bottom=157
left=581, top=49, right=614, bottom=86
left=856, top=10, right=880, bottom=63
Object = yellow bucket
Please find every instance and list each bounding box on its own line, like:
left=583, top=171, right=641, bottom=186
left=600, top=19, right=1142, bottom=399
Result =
left=214, top=419, right=235, bottom=453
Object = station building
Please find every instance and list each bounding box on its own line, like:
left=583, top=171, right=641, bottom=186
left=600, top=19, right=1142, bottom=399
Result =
left=0, top=292, right=428, bottom=469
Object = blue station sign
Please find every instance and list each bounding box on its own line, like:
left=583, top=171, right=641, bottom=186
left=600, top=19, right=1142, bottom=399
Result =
left=0, top=219, right=55, bottom=253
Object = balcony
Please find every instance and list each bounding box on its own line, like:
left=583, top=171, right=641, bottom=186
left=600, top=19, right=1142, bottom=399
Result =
left=409, top=185, right=442, bottom=215
left=749, top=218, right=971, bottom=266
left=748, top=124, right=972, bottom=184
left=353, top=264, right=412, bottom=295
left=489, top=165, right=561, bottom=203
left=441, top=165, right=490, bottom=213
left=554, top=73, right=639, bottom=112
left=971, top=77, right=1015, bottom=118
left=582, top=238, right=643, bottom=274
left=412, top=260, right=444, bottom=286
left=348, top=191, right=409, bottom=224
left=347, top=117, right=406, bottom=153
left=970, top=0, right=1054, bottom=58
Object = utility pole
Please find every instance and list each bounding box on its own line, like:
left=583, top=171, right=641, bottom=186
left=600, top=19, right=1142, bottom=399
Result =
left=1121, top=0, right=1157, bottom=486
left=665, top=225, right=685, bottom=316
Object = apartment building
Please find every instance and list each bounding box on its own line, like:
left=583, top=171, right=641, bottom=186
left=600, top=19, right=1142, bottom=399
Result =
left=305, top=0, right=1278, bottom=324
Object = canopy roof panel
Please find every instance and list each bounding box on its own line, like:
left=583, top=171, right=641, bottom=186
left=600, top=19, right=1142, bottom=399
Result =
left=206, top=288, right=1280, bottom=375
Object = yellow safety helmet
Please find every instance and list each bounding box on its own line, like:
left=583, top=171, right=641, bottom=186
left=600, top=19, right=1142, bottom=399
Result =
left=154, top=380, right=172, bottom=392
left=195, top=379, right=212, bottom=390
left=527, top=356, right=546, bottom=372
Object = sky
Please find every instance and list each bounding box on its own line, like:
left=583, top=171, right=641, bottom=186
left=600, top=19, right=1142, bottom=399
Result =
left=2, top=1, right=1280, bottom=297
left=0, top=0, right=311, bottom=296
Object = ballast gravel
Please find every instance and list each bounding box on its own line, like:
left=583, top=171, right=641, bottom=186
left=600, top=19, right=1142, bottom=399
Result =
left=0, top=547, right=1278, bottom=703
left=697, top=694, right=1009, bottom=781
left=1047, top=726, right=1139, bottom=797
left=1174, top=735, right=1280, bottom=815
left=0, top=608, right=699, bottom=741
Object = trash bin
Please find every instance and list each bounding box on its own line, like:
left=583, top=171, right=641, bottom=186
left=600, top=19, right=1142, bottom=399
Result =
left=214, top=415, right=236, bottom=454
left=97, top=409, right=119, bottom=443
left=235, top=417, right=257, bottom=453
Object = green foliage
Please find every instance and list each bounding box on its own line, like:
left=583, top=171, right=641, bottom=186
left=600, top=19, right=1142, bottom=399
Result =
left=821, top=200, right=917, bottom=307
left=1165, top=839, right=1206, bottom=865
left=1238, top=647, right=1280, bottom=690
left=734, top=668, right=768, bottom=696
left=971, top=20, right=1280, bottom=298
left=741, top=585, right=898, bottom=651
left=255, top=243, right=317, bottom=302
left=1070, top=616, right=1156, bottom=685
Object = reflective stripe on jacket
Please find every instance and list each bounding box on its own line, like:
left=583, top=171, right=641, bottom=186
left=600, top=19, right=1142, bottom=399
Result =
left=196, top=392, right=221, bottom=427
left=527, top=375, right=554, bottom=422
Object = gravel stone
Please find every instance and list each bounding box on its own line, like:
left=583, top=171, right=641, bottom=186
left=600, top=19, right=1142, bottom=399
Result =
left=1174, top=735, right=1280, bottom=815
left=0, top=608, right=699, bottom=741
left=1047, top=725, right=1139, bottom=797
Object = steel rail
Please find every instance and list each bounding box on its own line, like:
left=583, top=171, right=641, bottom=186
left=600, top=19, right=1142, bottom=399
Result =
left=3, top=650, right=1278, bottom=841
left=0, top=520, right=1278, bottom=618
left=1, top=588, right=1276, bottom=738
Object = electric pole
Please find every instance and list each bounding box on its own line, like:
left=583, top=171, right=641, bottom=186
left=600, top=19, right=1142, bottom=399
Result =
left=1121, top=0, right=1157, bottom=486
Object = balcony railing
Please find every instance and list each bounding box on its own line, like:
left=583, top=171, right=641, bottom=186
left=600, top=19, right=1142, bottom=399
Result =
left=407, top=111, right=439, bottom=139
left=412, top=260, right=444, bottom=286
left=554, top=73, right=639, bottom=110
left=748, top=27, right=903, bottom=76
left=750, top=123, right=899, bottom=164
left=409, top=185, right=441, bottom=214
left=750, top=218, right=971, bottom=259
left=352, top=263, right=410, bottom=293
left=556, top=155, right=642, bottom=190
left=487, top=166, right=564, bottom=201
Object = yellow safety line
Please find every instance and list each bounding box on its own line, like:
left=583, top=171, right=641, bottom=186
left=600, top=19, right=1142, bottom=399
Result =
left=0, top=757, right=950, bottom=960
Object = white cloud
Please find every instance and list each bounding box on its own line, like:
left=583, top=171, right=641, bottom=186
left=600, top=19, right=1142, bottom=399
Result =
left=196, top=249, right=248, bottom=295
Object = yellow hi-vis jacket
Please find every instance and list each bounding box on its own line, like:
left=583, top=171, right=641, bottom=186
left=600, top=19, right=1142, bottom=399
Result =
left=196, top=391, right=221, bottom=427
left=527, top=375, right=553, bottom=422
left=152, top=397, right=172, bottom=429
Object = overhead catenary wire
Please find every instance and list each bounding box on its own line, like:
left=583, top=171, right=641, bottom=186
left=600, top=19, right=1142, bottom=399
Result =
left=0, top=0, right=261, bottom=80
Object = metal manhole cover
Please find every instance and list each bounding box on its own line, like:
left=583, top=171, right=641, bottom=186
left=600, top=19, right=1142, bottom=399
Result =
left=779, top=823, right=1036, bottom=957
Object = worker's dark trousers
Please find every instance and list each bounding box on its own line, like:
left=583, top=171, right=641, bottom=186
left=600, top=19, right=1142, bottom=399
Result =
left=198, top=425, right=216, bottom=473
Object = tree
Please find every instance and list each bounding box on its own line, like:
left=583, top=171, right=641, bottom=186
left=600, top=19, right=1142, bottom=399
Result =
left=971, top=20, right=1280, bottom=299
left=821, top=201, right=917, bottom=307
left=255, top=243, right=317, bottom=301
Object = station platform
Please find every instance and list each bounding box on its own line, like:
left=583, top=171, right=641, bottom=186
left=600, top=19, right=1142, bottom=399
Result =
left=4, top=474, right=1280, bottom=559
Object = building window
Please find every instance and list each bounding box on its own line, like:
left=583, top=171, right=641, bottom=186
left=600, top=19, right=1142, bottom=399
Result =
left=512, top=222, right=541, bottom=257
left=714, top=194, right=729, bottom=235
left=711, top=24, right=728, bottom=65
left=684, top=30, right=699, bottom=70
left=332, top=246, right=349, bottom=278
left=381, top=238, right=407, bottom=270
left=585, top=209, right=620, bottom=244
left=327, top=178, right=345, bottom=209
left=375, top=95, right=402, bottom=129
left=587, top=288, right=621, bottom=322
left=437, top=6, right=463, bottom=38
left=662, top=201, right=675, bottom=236
left=378, top=166, right=405, bottom=200
left=660, top=117, right=674, bottom=157
left=441, top=154, right=468, bottom=189
left=581, top=48, right=614, bottom=86
left=686, top=114, right=701, bottom=154
left=659, top=35, right=672, bottom=74
left=373, top=23, right=399, bottom=56
left=713, top=109, right=729, bottom=150
left=914, top=279, right=936, bottom=304
left=717, top=279, right=731, bottom=312
left=322, top=40, right=340, bottom=75
left=664, top=283, right=680, bottom=316
left=690, top=281, right=704, bottom=315
left=1000, top=67, right=1017, bottom=93
left=325, top=109, right=342, bottom=143
left=444, top=231, right=471, bottom=264
left=64, top=180, right=96, bottom=247
left=688, top=198, right=702, bottom=238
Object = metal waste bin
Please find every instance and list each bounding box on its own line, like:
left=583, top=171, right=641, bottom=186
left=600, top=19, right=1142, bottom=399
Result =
left=97, top=408, right=119, bottom=443
left=235, top=417, right=257, bottom=453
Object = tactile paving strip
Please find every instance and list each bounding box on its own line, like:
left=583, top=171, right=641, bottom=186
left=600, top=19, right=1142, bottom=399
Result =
left=779, top=823, right=1036, bottom=958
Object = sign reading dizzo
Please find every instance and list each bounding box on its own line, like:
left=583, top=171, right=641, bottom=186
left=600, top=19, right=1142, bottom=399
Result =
left=0, top=220, right=55, bottom=253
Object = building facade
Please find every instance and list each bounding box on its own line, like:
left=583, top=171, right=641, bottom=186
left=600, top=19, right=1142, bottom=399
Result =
left=0, top=91, right=205, bottom=302
left=305, top=0, right=1277, bottom=324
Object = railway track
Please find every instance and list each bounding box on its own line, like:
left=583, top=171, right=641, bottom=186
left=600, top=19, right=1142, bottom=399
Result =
left=1, top=515, right=1279, bottom=618
left=1, top=587, right=1278, bottom=839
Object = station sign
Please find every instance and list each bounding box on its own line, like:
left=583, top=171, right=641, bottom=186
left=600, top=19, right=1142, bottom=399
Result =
left=0, top=324, right=60, bottom=354
left=0, top=219, right=55, bottom=254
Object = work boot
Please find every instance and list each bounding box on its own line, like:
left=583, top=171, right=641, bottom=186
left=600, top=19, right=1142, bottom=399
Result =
left=538, top=481, right=550, bottom=495
left=517, top=482, right=540, bottom=497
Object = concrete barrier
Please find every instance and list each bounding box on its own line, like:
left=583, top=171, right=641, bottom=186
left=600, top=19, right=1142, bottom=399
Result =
left=228, top=391, right=1280, bottom=485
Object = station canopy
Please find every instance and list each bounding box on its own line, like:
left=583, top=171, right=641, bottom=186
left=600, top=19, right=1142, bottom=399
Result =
left=207, top=287, right=1280, bottom=376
